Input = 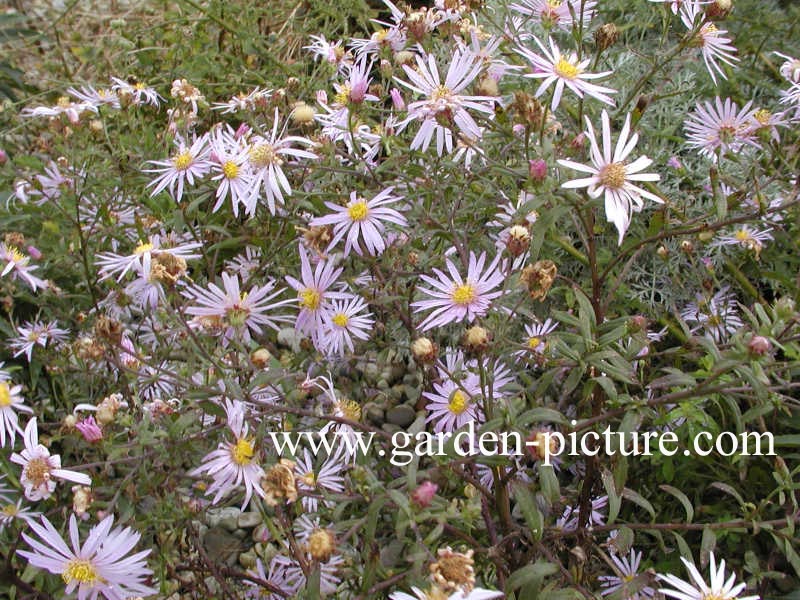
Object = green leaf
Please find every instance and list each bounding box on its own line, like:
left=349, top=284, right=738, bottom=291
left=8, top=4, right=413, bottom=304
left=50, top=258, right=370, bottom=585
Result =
left=659, top=485, right=694, bottom=523
left=622, top=487, right=655, bottom=521
left=506, top=562, right=559, bottom=590
left=513, top=482, right=544, bottom=540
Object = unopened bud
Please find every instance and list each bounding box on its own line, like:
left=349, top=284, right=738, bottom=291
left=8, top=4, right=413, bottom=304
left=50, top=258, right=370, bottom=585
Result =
left=291, top=102, right=315, bottom=125
left=379, top=59, right=393, bottom=78
left=411, top=481, right=438, bottom=507
left=706, top=0, right=732, bottom=19
left=529, top=158, right=547, bottom=182
left=748, top=335, right=771, bottom=356
left=463, top=325, right=491, bottom=354
left=394, top=51, right=416, bottom=66
left=505, top=225, right=531, bottom=257
left=411, top=337, right=438, bottom=364
left=656, top=245, right=669, bottom=259
left=0, top=149, right=7, bottom=166
left=680, top=240, right=694, bottom=254
left=627, top=315, right=648, bottom=333
left=595, top=23, right=619, bottom=51
left=307, top=528, right=336, bottom=562
left=390, top=88, right=405, bottom=110
left=474, top=75, right=499, bottom=97
left=251, top=348, right=272, bottom=368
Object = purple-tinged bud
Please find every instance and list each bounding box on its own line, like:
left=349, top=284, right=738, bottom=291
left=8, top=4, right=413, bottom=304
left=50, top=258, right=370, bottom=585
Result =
left=529, top=158, right=547, bottom=182
left=748, top=335, right=771, bottom=356
left=411, top=481, right=438, bottom=507
left=390, top=88, right=405, bottom=110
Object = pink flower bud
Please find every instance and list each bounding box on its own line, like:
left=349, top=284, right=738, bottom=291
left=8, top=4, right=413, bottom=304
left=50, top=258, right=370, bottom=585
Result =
left=75, top=416, right=103, bottom=443
left=411, top=481, right=438, bottom=507
left=234, top=123, right=251, bottom=141
left=316, top=90, right=328, bottom=105
left=529, top=158, right=547, bottom=182
left=390, top=88, right=405, bottom=110
left=667, top=156, right=683, bottom=170
left=27, top=245, right=42, bottom=260
left=0, top=149, right=7, bottom=166
left=512, top=123, right=526, bottom=137
left=748, top=335, right=771, bottom=356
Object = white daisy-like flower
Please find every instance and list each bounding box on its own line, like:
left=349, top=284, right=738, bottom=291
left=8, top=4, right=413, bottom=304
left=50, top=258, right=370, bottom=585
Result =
left=0, top=243, right=47, bottom=291
left=144, top=135, right=212, bottom=202
left=18, top=513, right=156, bottom=600
left=211, top=87, right=272, bottom=113
left=0, top=378, right=32, bottom=448
left=599, top=548, right=656, bottom=599
left=658, top=553, right=759, bottom=600
left=557, top=110, right=662, bottom=245
left=189, top=399, right=266, bottom=509
left=310, top=187, right=408, bottom=257
left=390, top=586, right=504, bottom=600
left=96, top=233, right=201, bottom=282
left=683, top=97, right=759, bottom=161
left=680, top=0, right=738, bottom=85
left=509, top=0, right=597, bottom=29
left=208, top=125, right=255, bottom=216
left=0, top=498, right=41, bottom=530
left=318, top=295, right=375, bottom=356
left=516, top=37, right=616, bottom=112
left=10, top=418, right=92, bottom=501
left=110, top=76, right=163, bottom=106
left=294, top=447, right=347, bottom=513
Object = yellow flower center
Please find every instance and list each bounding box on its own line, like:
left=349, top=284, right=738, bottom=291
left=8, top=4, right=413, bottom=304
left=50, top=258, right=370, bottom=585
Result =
left=527, top=336, right=542, bottom=350
left=222, top=160, right=239, bottom=179
left=451, top=283, right=476, bottom=306
left=448, top=390, right=469, bottom=415
left=554, top=57, right=580, bottom=79
left=62, top=559, right=100, bottom=585
left=334, top=84, right=351, bottom=106
left=249, top=143, right=282, bottom=168
left=754, top=109, right=771, bottom=125
left=0, top=383, right=11, bottom=407
left=300, top=289, right=321, bottom=310
left=231, top=438, right=255, bottom=465
left=734, top=229, right=752, bottom=242
left=599, top=162, right=627, bottom=189
left=301, top=471, right=317, bottom=486
left=24, top=457, right=51, bottom=489
left=173, top=151, right=193, bottom=171
left=57, top=96, right=71, bottom=108
left=134, top=241, right=154, bottom=255
left=700, top=595, right=726, bottom=600
left=7, top=246, right=24, bottom=263
left=337, top=399, right=362, bottom=421
left=1, top=503, right=17, bottom=517
left=332, top=313, right=349, bottom=327
left=135, top=82, right=147, bottom=90
left=430, top=85, right=452, bottom=102
left=347, top=200, right=368, bottom=221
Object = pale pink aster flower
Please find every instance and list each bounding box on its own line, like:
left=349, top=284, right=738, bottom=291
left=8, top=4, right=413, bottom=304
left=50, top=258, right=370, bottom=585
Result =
left=0, top=378, right=32, bottom=448
left=294, top=447, right=347, bottom=512
left=19, top=513, right=156, bottom=599
left=318, top=295, right=374, bottom=356
left=509, top=0, right=597, bottom=29
left=245, top=109, right=317, bottom=216
left=10, top=418, right=92, bottom=501
left=208, top=126, right=255, bottom=216
left=310, top=187, right=408, bottom=257
left=96, top=233, right=201, bottom=281
left=711, top=225, right=773, bottom=258
left=424, top=370, right=483, bottom=433
left=0, top=498, right=41, bottom=530
left=412, top=251, right=506, bottom=330
left=776, top=52, right=800, bottom=84
left=144, top=135, right=211, bottom=202
left=557, top=110, right=662, bottom=245
left=110, top=76, right=163, bottom=106
left=658, top=553, right=759, bottom=600
left=184, top=272, right=292, bottom=344
left=305, top=34, right=352, bottom=70
left=680, top=286, right=743, bottom=342
left=333, top=56, right=378, bottom=105
left=269, top=550, right=343, bottom=596
left=684, top=97, right=759, bottom=161
left=749, top=107, right=789, bottom=142
left=285, top=246, right=350, bottom=341
left=599, top=548, right=656, bottom=598
left=557, top=496, right=608, bottom=531
left=190, top=400, right=266, bottom=508
left=680, top=1, right=738, bottom=85
left=20, top=96, right=97, bottom=123
left=515, top=318, right=558, bottom=360
left=10, top=320, right=69, bottom=362
left=211, top=87, right=272, bottom=113
left=395, top=49, right=496, bottom=156
left=391, top=587, right=504, bottom=600
left=0, top=243, right=47, bottom=291
left=516, top=37, right=616, bottom=112
left=67, top=85, right=120, bottom=109
left=349, top=22, right=406, bottom=57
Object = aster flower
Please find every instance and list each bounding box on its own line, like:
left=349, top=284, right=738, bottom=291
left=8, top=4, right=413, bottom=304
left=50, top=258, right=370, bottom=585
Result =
left=509, top=0, right=597, bottom=29
left=680, top=286, right=743, bottom=342
left=684, top=97, right=759, bottom=161
left=285, top=246, right=350, bottom=341
left=268, top=550, right=344, bottom=596
left=395, top=48, right=497, bottom=156
left=67, top=85, right=120, bottom=109
left=10, top=320, right=69, bottom=362
left=317, top=295, right=375, bottom=356
left=424, top=370, right=483, bottom=433
left=10, top=418, right=92, bottom=501
left=0, top=378, right=32, bottom=448
left=20, top=96, right=97, bottom=123
left=144, top=135, right=212, bottom=202
left=310, top=187, right=408, bottom=257
left=305, top=34, right=352, bottom=70
left=748, top=107, right=789, bottom=143
left=680, top=0, right=738, bottom=85
left=516, top=37, right=616, bottom=112
left=208, top=126, right=255, bottom=216
left=557, top=496, right=608, bottom=531
left=412, top=251, right=506, bottom=331
left=516, top=318, right=558, bottom=360
left=211, top=87, right=272, bottom=113
left=0, top=243, right=47, bottom=291
left=711, top=225, right=773, bottom=259
left=333, top=56, right=378, bottom=106
left=184, top=272, right=292, bottom=344
left=0, top=498, right=41, bottom=530
left=110, top=76, right=163, bottom=106
left=294, top=447, right=347, bottom=513
left=599, top=549, right=656, bottom=599
left=18, top=513, right=155, bottom=600
left=189, top=400, right=266, bottom=509
left=96, top=233, right=201, bottom=281
left=557, top=110, right=662, bottom=245
left=244, top=109, right=317, bottom=216
left=658, top=553, right=759, bottom=600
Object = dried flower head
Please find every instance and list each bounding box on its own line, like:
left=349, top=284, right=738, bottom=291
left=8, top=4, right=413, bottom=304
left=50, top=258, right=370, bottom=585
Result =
left=429, top=547, right=475, bottom=592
